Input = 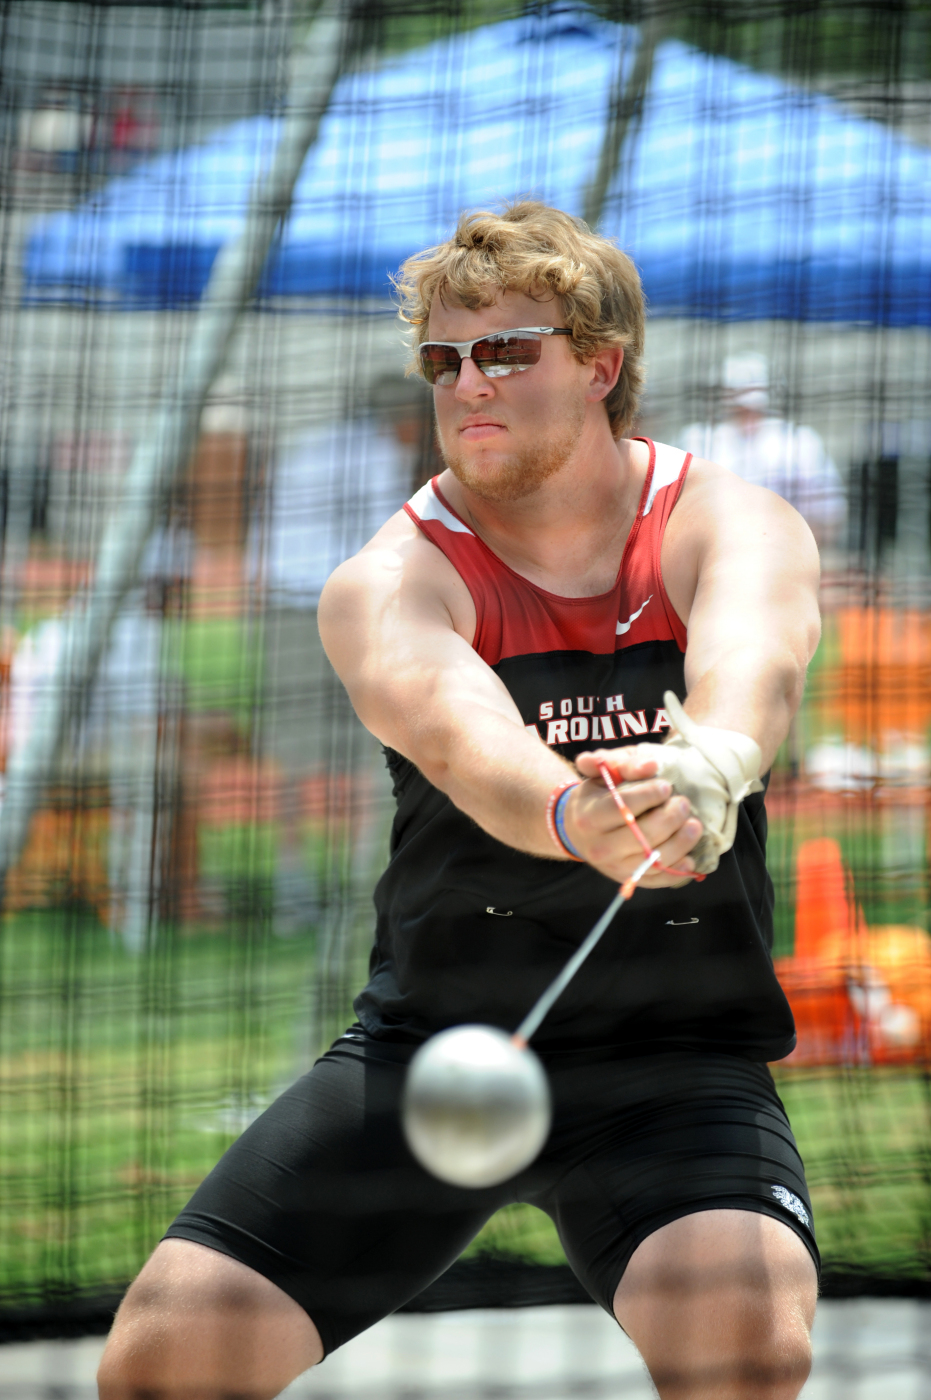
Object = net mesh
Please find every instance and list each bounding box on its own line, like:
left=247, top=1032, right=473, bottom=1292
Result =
left=1, top=0, right=931, bottom=1340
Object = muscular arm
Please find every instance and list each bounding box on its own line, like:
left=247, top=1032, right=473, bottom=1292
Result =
left=319, top=514, right=698, bottom=887
left=570, top=465, right=820, bottom=860
left=666, top=466, right=821, bottom=769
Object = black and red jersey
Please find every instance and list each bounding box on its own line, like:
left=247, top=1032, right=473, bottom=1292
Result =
left=354, top=439, right=795, bottom=1061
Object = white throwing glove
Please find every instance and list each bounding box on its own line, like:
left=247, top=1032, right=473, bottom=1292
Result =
left=624, top=691, right=764, bottom=875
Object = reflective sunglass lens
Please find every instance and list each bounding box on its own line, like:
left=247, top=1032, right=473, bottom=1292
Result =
left=419, top=344, right=461, bottom=385
left=419, top=332, right=544, bottom=384
left=473, top=334, right=542, bottom=377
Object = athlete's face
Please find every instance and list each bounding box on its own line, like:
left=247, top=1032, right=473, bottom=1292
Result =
left=426, top=290, right=594, bottom=504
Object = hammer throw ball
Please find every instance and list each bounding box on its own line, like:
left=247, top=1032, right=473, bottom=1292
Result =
left=402, top=816, right=683, bottom=1190
left=402, top=1025, right=551, bottom=1188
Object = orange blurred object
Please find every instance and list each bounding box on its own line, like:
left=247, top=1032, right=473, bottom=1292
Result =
left=820, top=924, right=931, bottom=1064
left=774, top=837, right=931, bottom=1065
left=773, top=954, right=854, bottom=1066
left=3, top=804, right=108, bottom=916
left=775, top=837, right=859, bottom=1064
left=793, top=836, right=865, bottom=958
left=820, top=608, right=931, bottom=741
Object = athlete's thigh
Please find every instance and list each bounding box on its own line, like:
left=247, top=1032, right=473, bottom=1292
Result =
left=165, top=1028, right=505, bottom=1356
left=98, top=1238, right=322, bottom=1399
left=614, top=1210, right=817, bottom=1400
left=535, top=1051, right=819, bottom=1317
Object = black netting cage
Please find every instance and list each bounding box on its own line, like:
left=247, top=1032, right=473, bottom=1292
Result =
left=1, top=0, right=931, bottom=1343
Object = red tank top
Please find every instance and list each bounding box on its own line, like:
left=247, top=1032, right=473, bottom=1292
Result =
left=404, top=437, right=689, bottom=666
left=355, top=438, right=794, bottom=1062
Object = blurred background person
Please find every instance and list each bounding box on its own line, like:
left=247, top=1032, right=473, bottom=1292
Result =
left=249, top=373, right=434, bottom=933
left=15, top=86, right=92, bottom=173
left=677, top=353, right=847, bottom=550
left=252, top=373, right=433, bottom=621
left=250, top=371, right=433, bottom=770
left=107, top=85, right=160, bottom=173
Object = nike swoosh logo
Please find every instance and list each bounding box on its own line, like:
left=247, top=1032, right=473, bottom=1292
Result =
left=616, top=594, right=653, bottom=635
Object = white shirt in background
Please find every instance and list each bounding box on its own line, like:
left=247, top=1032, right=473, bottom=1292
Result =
left=250, top=416, right=414, bottom=609
left=677, top=418, right=847, bottom=539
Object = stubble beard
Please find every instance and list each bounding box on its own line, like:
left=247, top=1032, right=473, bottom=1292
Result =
left=439, top=400, right=586, bottom=504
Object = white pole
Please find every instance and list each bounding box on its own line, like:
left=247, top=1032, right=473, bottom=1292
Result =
left=0, top=1, right=356, bottom=882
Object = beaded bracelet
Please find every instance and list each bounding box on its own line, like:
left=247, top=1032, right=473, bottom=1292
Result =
left=545, top=779, right=584, bottom=861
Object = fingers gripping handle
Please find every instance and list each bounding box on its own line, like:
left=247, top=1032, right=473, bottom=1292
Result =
left=596, top=760, right=705, bottom=884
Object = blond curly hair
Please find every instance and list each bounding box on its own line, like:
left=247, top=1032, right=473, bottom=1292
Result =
left=392, top=201, right=645, bottom=440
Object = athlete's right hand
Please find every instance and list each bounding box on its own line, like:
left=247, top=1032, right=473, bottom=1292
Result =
left=562, top=748, right=703, bottom=888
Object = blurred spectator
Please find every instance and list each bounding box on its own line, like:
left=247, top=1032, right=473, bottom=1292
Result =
left=1, top=550, right=92, bottom=772
left=16, top=89, right=91, bottom=173
left=2, top=608, right=68, bottom=768
left=108, top=87, right=160, bottom=172
left=252, top=374, right=431, bottom=610
left=677, top=353, right=847, bottom=548
left=250, top=373, right=432, bottom=934
left=1, top=523, right=192, bottom=949
left=249, top=372, right=431, bottom=772
left=48, top=432, right=132, bottom=553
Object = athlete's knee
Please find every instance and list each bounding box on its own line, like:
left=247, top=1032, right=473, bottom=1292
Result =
left=97, top=1239, right=323, bottom=1399
left=614, top=1210, right=817, bottom=1399
left=725, top=1306, right=813, bottom=1398
left=96, top=1329, right=151, bottom=1400
left=769, top=1313, right=813, bottom=1397
left=757, top=1266, right=815, bottom=1398
left=647, top=1328, right=811, bottom=1399
left=627, top=1301, right=812, bottom=1400
left=96, top=1286, right=171, bottom=1400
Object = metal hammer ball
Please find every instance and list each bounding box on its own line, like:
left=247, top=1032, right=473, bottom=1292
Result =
left=402, top=1025, right=551, bottom=1188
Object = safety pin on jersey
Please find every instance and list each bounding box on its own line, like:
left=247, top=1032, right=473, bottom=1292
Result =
left=486, top=907, right=514, bottom=917
left=511, top=847, right=661, bottom=1049
left=508, top=773, right=704, bottom=1051
left=666, top=917, right=700, bottom=925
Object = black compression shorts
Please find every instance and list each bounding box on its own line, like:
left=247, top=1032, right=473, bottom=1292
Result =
left=165, top=1029, right=819, bottom=1358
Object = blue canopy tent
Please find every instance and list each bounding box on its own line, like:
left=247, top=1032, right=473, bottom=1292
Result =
left=23, top=6, right=931, bottom=325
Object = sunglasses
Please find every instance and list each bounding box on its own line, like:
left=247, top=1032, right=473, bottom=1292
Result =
left=418, top=326, right=573, bottom=386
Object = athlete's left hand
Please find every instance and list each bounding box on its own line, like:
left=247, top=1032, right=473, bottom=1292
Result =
left=565, top=747, right=703, bottom=888
left=577, top=691, right=764, bottom=875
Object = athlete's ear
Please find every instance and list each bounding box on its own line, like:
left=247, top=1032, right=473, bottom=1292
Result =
left=584, top=345, right=623, bottom=404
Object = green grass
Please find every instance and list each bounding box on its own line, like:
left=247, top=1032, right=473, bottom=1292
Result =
left=2, top=910, right=931, bottom=1304
left=0, top=912, right=318, bottom=1306
left=164, top=617, right=262, bottom=722
left=775, top=1067, right=931, bottom=1279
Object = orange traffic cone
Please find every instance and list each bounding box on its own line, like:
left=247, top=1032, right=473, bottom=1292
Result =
left=776, top=838, right=863, bottom=1064
left=793, top=837, right=861, bottom=958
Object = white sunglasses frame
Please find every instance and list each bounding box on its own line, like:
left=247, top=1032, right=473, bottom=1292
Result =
left=418, top=325, right=573, bottom=385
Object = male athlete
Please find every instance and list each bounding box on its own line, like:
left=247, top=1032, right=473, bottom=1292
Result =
left=98, top=203, right=821, bottom=1400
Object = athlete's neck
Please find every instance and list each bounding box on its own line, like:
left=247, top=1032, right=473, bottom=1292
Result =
left=438, top=435, right=649, bottom=599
